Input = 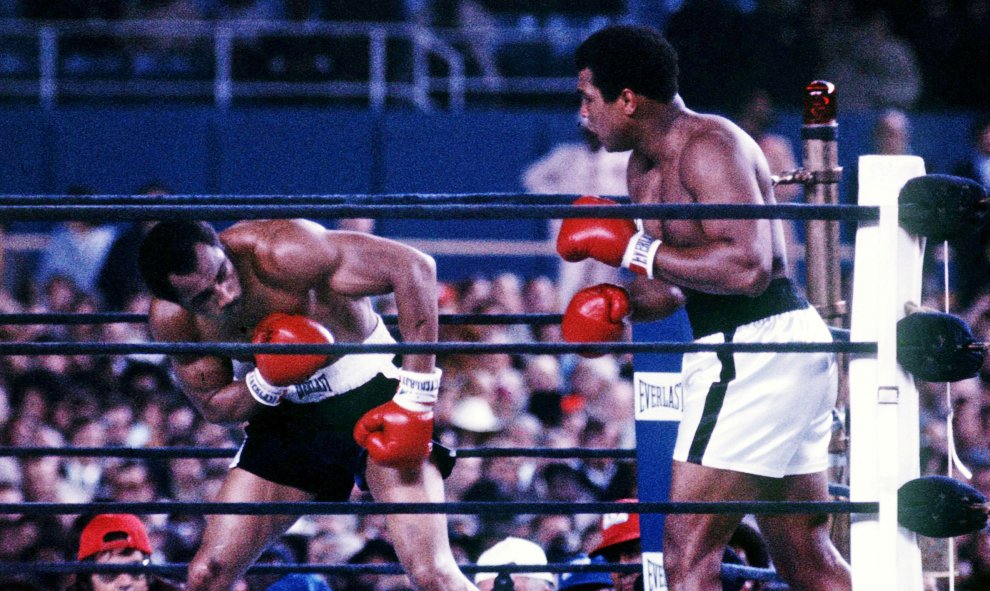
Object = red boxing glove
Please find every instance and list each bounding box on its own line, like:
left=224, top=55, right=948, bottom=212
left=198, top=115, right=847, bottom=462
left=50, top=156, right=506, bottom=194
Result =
left=252, top=313, right=333, bottom=386
left=556, top=195, right=662, bottom=277
left=354, top=369, right=441, bottom=469
left=562, top=284, right=631, bottom=358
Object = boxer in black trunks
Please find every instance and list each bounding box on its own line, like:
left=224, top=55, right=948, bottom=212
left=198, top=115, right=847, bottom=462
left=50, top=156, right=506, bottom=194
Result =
left=138, top=219, right=476, bottom=591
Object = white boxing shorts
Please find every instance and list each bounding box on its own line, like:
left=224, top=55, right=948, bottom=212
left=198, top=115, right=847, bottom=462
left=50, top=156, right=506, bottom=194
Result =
left=672, top=306, right=837, bottom=478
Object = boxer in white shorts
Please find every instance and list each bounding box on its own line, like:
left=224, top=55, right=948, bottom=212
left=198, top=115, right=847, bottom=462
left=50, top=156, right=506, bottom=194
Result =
left=555, top=23, right=851, bottom=591
left=675, top=299, right=838, bottom=478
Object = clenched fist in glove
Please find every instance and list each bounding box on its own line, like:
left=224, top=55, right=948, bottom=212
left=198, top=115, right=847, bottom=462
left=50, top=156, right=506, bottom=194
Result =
left=245, top=313, right=334, bottom=406
left=354, top=368, right=442, bottom=469
left=562, top=283, right=631, bottom=358
left=556, top=195, right=662, bottom=278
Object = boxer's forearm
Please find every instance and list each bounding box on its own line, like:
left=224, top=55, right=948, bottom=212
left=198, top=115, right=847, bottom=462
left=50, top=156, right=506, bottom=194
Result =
left=185, top=381, right=260, bottom=424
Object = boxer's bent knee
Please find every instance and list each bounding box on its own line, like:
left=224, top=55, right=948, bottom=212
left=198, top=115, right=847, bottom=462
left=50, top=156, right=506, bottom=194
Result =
left=406, top=558, right=467, bottom=591
left=187, top=554, right=239, bottom=591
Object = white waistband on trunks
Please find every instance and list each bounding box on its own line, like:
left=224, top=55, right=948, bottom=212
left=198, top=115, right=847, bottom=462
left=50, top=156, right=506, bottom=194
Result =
left=234, top=316, right=400, bottom=402
left=303, top=315, right=400, bottom=396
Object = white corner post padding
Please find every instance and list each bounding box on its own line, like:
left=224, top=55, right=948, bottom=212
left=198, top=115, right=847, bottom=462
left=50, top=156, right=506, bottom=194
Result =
left=849, top=155, right=926, bottom=591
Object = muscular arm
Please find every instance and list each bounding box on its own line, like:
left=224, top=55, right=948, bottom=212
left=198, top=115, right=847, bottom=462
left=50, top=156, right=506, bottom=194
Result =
left=252, top=220, right=439, bottom=374
left=651, top=128, right=773, bottom=295
left=627, top=275, right=685, bottom=322
left=149, top=300, right=258, bottom=424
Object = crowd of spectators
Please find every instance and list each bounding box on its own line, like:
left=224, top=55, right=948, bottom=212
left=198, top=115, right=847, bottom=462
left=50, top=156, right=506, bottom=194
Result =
left=0, top=0, right=988, bottom=110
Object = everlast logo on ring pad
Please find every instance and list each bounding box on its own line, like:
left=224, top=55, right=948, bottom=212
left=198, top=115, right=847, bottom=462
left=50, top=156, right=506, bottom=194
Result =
left=642, top=552, right=668, bottom=591
left=634, top=372, right=683, bottom=422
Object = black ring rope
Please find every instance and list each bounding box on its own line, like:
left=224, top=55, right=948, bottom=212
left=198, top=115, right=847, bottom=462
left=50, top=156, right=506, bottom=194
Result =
left=0, top=193, right=608, bottom=206
left=0, top=340, right=875, bottom=356
left=0, top=500, right=878, bottom=516
left=0, top=312, right=565, bottom=326
left=0, top=312, right=853, bottom=341
left=0, top=446, right=634, bottom=460
left=0, top=561, right=640, bottom=578
left=0, top=203, right=879, bottom=222
left=0, top=562, right=783, bottom=585
left=0, top=445, right=852, bottom=499
left=0, top=561, right=781, bottom=584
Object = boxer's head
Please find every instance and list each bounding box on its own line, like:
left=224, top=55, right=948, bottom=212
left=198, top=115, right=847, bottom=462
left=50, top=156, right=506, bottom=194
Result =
left=575, top=25, right=678, bottom=104
left=139, top=220, right=242, bottom=317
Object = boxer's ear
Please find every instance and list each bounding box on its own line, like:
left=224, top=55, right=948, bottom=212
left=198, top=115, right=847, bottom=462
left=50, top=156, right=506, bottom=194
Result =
left=619, top=88, right=638, bottom=115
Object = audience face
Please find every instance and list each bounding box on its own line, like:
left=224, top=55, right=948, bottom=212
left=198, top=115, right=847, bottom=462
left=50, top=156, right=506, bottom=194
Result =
left=108, top=463, right=156, bottom=503
left=873, top=110, right=911, bottom=155
left=88, top=548, right=150, bottom=591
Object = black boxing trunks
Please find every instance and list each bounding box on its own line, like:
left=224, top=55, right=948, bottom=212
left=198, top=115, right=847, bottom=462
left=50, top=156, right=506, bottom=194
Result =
left=233, top=373, right=456, bottom=499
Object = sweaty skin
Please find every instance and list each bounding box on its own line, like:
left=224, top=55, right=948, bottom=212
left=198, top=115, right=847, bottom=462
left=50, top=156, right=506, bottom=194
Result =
left=147, top=219, right=475, bottom=591
left=149, top=219, right=437, bottom=424
left=577, top=68, right=788, bottom=297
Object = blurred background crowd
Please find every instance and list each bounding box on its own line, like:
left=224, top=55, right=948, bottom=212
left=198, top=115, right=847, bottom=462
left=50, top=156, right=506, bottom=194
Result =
left=0, top=1, right=990, bottom=590
left=0, top=0, right=987, bottom=110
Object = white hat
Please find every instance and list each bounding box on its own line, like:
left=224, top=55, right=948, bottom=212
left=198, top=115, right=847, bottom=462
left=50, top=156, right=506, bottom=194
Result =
left=451, top=396, right=502, bottom=433
left=475, top=537, right=556, bottom=586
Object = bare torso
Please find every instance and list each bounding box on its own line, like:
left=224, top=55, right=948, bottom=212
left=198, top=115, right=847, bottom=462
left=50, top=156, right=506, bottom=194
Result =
left=627, top=109, right=789, bottom=289
left=148, top=219, right=437, bottom=422
left=162, top=221, right=378, bottom=362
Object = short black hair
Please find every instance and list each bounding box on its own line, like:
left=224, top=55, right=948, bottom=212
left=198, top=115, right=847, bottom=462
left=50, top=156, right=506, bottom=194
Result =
left=575, top=25, right=678, bottom=103
left=138, top=221, right=221, bottom=303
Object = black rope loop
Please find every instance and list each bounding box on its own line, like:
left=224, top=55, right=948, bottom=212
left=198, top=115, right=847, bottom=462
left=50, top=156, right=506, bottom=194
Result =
left=0, top=446, right=852, bottom=499
left=0, top=446, right=636, bottom=460
left=0, top=561, right=784, bottom=585
left=0, top=311, right=852, bottom=342
left=0, top=340, right=876, bottom=356
left=0, top=499, right=879, bottom=516
left=0, top=192, right=605, bottom=206
left=0, top=312, right=564, bottom=326
left=0, top=202, right=879, bottom=222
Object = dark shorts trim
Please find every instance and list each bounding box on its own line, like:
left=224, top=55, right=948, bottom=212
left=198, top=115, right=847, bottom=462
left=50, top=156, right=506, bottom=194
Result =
left=685, top=277, right=808, bottom=340
left=687, top=328, right=737, bottom=464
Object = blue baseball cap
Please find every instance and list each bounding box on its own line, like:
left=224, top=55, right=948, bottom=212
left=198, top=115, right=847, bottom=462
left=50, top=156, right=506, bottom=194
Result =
left=558, top=555, right=613, bottom=591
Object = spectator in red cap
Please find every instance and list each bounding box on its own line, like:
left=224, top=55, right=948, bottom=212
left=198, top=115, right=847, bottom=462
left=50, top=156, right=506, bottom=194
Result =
left=589, top=501, right=756, bottom=591
left=589, top=501, right=640, bottom=591
left=66, top=513, right=183, bottom=591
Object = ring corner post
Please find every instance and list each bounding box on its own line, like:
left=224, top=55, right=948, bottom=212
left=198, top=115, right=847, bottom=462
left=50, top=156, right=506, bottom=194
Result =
left=849, top=154, right=926, bottom=591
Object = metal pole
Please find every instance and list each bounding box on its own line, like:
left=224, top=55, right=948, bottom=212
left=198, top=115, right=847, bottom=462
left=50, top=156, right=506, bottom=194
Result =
left=801, top=80, right=844, bottom=323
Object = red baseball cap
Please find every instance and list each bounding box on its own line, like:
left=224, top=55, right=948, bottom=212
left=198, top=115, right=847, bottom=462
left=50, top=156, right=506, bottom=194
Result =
left=590, top=499, right=640, bottom=557
left=78, top=514, right=152, bottom=560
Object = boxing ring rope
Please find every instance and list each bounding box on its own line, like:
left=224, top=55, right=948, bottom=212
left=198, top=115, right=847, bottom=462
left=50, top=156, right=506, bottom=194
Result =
left=0, top=445, right=638, bottom=459
left=0, top=444, right=856, bottom=503
left=0, top=499, right=878, bottom=517
left=0, top=312, right=565, bottom=326
left=0, top=201, right=878, bottom=221
left=0, top=340, right=875, bottom=356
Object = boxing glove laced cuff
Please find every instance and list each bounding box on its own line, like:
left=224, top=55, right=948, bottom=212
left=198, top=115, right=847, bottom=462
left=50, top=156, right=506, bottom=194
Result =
left=392, top=368, right=443, bottom=413
left=621, top=230, right=662, bottom=279
left=245, top=368, right=287, bottom=407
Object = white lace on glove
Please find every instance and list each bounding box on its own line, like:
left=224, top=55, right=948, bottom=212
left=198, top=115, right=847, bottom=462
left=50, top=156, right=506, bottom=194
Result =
left=620, top=230, right=662, bottom=279
left=245, top=368, right=294, bottom=407
left=392, top=368, right=443, bottom=413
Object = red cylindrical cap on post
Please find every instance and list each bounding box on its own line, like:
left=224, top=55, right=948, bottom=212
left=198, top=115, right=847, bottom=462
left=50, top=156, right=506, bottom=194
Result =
left=803, top=80, right=836, bottom=125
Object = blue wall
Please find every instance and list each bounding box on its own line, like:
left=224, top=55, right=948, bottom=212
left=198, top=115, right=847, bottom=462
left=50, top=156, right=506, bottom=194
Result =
left=1, top=106, right=981, bottom=282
